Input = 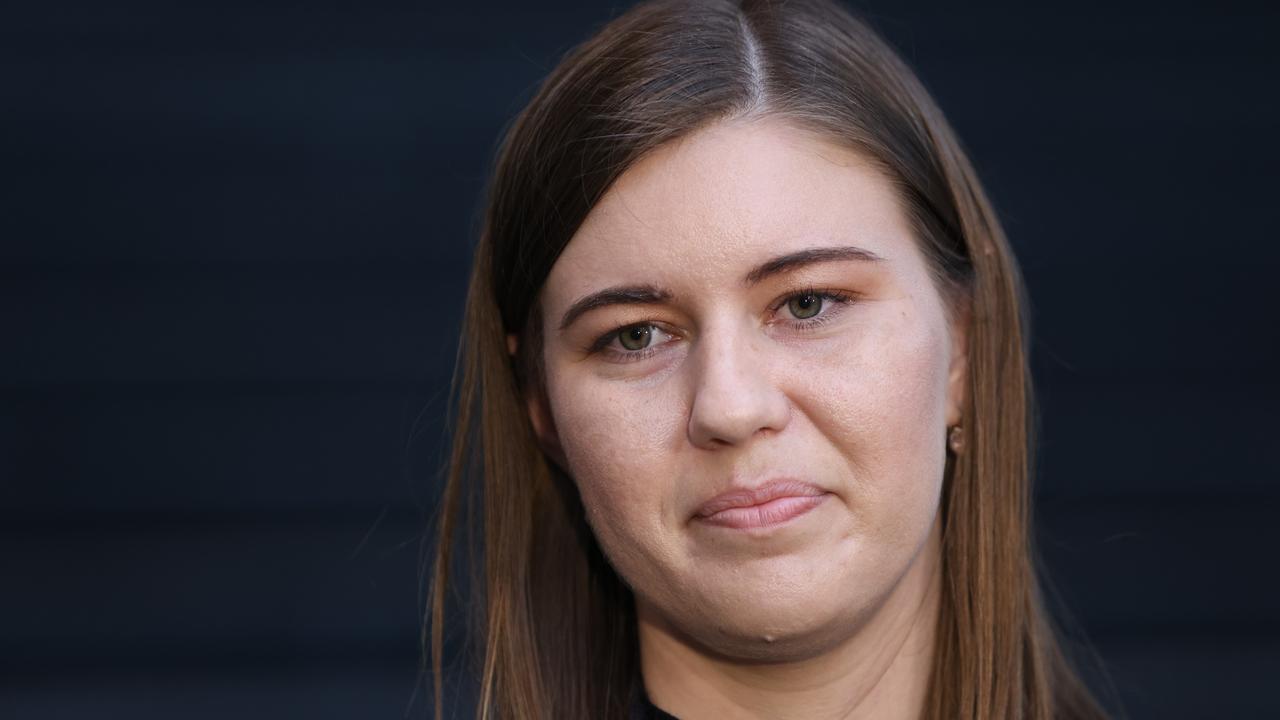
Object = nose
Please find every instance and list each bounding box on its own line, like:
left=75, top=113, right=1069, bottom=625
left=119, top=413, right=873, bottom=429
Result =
left=687, top=324, right=791, bottom=449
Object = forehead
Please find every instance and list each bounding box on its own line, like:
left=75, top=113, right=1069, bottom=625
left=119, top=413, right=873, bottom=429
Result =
left=544, top=118, right=915, bottom=299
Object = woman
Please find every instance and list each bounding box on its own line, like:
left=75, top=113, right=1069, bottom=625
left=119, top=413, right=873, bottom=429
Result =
left=430, top=0, right=1107, bottom=718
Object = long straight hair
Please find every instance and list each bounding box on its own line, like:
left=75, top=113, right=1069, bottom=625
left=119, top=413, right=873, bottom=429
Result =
left=430, top=1, right=1106, bottom=717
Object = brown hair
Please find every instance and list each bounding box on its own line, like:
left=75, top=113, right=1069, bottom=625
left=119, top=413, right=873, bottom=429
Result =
left=429, top=0, right=1107, bottom=717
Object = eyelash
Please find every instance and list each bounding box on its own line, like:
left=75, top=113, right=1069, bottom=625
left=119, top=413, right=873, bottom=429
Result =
left=588, top=287, right=856, bottom=363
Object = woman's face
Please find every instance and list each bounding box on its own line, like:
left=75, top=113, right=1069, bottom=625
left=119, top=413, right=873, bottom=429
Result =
left=526, top=118, right=967, bottom=660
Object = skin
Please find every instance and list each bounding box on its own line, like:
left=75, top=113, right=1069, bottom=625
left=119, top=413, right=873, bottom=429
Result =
left=511, top=117, right=968, bottom=719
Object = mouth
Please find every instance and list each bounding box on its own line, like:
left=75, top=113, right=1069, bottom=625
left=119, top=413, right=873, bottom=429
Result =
left=693, top=480, right=830, bottom=530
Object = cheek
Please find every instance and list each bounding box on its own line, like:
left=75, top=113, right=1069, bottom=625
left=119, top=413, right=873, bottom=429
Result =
left=543, top=370, right=684, bottom=548
left=800, top=301, right=950, bottom=526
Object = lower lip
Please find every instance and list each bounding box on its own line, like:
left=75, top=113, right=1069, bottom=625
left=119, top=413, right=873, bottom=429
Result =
left=696, top=494, right=829, bottom=530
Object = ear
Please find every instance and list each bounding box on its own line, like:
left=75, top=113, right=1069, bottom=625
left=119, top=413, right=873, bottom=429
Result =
left=945, top=300, right=969, bottom=428
left=507, top=332, right=569, bottom=469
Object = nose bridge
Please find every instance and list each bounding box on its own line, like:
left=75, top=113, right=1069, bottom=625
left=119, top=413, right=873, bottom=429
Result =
left=686, top=314, right=790, bottom=448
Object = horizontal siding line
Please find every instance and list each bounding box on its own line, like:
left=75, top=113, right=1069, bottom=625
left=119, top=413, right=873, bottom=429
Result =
left=1031, top=492, right=1280, bottom=512
left=0, top=257, right=467, bottom=272
left=0, top=505, right=438, bottom=536
left=1069, top=619, right=1280, bottom=644
left=0, top=643, right=425, bottom=679
left=0, top=377, right=438, bottom=394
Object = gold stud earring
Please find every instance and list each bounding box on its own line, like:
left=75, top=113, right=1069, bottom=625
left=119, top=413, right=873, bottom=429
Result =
left=947, top=425, right=964, bottom=454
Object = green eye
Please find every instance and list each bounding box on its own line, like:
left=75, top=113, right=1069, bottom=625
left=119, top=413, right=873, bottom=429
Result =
left=618, top=324, right=652, bottom=351
left=787, top=294, right=821, bottom=319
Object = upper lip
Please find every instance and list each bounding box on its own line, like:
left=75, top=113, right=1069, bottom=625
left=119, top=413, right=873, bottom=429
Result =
left=693, top=479, right=827, bottom=519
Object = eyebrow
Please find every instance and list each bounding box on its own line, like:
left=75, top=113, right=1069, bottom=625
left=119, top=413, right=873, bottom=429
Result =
left=557, top=244, right=884, bottom=331
left=742, top=244, right=884, bottom=285
left=558, top=285, right=674, bottom=331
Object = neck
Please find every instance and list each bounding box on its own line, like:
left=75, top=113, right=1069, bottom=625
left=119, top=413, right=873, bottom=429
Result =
left=638, top=516, right=942, bottom=720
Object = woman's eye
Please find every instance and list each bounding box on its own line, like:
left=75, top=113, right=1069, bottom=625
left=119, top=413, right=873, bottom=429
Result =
left=787, top=293, right=822, bottom=319
left=593, top=323, right=673, bottom=360
left=777, top=289, right=853, bottom=326
left=618, top=324, right=654, bottom=351
left=591, top=290, right=851, bottom=363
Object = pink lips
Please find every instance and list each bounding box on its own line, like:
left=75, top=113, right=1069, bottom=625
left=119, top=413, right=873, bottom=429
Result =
left=694, top=480, right=829, bottom=530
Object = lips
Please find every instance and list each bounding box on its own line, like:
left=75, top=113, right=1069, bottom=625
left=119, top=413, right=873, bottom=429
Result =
left=693, top=479, right=829, bottom=530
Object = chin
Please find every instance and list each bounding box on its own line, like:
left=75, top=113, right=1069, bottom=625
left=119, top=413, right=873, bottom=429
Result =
left=670, top=574, right=874, bottom=663
left=692, top=605, right=861, bottom=664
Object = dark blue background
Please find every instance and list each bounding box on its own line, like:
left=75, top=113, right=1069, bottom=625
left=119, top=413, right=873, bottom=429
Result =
left=3, top=1, right=1277, bottom=718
